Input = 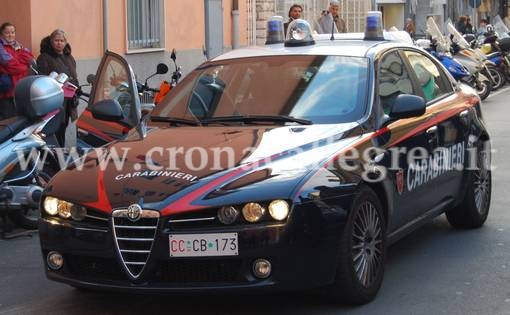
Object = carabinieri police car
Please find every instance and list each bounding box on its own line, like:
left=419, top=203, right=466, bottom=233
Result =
left=39, top=12, right=491, bottom=304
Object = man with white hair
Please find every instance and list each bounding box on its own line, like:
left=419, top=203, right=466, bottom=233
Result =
left=316, top=0, right=347, bottom=34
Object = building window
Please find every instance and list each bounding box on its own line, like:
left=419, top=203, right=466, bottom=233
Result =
left=127, top=0, right=164, bottom=50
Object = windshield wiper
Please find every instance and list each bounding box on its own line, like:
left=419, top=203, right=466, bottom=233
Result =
left=201, top=115, right=312, bottom=125
left=150, top=116, right=201, bottom=126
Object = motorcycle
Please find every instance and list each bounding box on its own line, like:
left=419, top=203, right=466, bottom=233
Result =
left=0, top=74, right=65, bottom=231
left=447, top=21, right=505, bottom=91
left=154, top=49, right=183, bottom=104
left=425, top=17, right=492, bottom=100
left=476, top=16, right=510, bottom=82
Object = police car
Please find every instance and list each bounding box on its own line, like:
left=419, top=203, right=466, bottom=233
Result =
left=39, top=12, right=491, bottom=304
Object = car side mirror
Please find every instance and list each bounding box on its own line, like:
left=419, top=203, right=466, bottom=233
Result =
left=389, top=94, right=426, bottom=120
left=90, top=99, right=124, bottom=122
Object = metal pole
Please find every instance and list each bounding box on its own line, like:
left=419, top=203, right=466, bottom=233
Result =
left=232, top=0, right=240, bottom=49
left=103, top=0, right=109, bottom=51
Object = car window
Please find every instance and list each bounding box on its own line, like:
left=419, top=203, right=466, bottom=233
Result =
left=377, top=51, right=415, bottom=115
left=152, top=55, right=369, bottom=124
left=404, top=51, right=453, bottom=103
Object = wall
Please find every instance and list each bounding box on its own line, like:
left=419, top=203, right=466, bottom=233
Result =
left=165, top=0, right=206, bottom=50
left=30, top=0, right=103, bottom=59
left=380, top=4, right=405, bottom=30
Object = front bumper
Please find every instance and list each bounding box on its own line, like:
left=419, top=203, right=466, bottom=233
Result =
left=39, top=201, right=352, bottom=293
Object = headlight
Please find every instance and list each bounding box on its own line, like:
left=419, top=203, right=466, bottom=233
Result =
left=218, top=206, right=239, bottom=225
left=43, top=197, right=87, bottom=220
left=43, top=197, right=59, bottom=216
left=242, top=203, right=266, bottom=223
left=268, top=200, right=289, bottom=221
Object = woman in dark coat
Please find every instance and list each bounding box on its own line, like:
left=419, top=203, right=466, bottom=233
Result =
left=36, top=29, right=78, bottom=146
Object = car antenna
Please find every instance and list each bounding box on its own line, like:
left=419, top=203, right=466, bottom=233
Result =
left=330, top=15, right=335, bottom=41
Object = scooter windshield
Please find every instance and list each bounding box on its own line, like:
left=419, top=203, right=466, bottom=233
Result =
left=426, top=17, right=450, bottom=53
left=447, top=22, right=470, bottom=50
left=493, top=15, right=509, bottom=39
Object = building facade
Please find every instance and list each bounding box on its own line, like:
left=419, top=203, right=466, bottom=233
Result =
left=0, top=0, right=249, bottom=85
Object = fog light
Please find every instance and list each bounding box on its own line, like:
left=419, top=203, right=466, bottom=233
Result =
left=47, top=251, right=64, bottom=270
left=268, top=200, right=289, bottom=221
left=242, top=203, right=265, bottom=223
left=252, top=258, right=271, bottom=279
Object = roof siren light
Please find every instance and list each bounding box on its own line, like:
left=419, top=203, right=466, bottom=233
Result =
left=285, top=19, right=315, bottom=47
left=265, top=16, right=285, bottom=45
left=364, top=11, right=384, bottom=41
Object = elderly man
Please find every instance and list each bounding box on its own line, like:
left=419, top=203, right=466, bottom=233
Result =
left=316, top=0, right=347, bottom=34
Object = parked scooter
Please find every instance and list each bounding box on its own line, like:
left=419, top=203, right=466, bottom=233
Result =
left=154, top=49, right=183, bottom=104
left=447, top=22, right=505, bottom=90
left=0, top=74, right=65, bottom=231
left=426, top=17, right=492, bottom=100
left=475, top=17, right=510, bottom=82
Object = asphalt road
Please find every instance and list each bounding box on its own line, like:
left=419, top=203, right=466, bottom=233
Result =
left=1, top=88, right=510, bottom=315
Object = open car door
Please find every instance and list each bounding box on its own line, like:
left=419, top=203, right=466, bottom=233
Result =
left=76, top=51, right=141, bottom=148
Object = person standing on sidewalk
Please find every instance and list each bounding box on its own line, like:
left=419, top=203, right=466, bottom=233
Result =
left=404, top=18, right=415, bottom=39
left=316, top=0, right=347, bottom=34
left=284, top=4, right=303, bottom=36
left=0, top=22, right=34, bottom=120
left=36, top=29, right=79, bottom=147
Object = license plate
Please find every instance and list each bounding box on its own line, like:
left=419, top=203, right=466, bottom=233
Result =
left=169, top=233, right=238, bottom=257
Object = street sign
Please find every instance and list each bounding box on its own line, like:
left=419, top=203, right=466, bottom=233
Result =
left=469, top=0, right=481, bottom=8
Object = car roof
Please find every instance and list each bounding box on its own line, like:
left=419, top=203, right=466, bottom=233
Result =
left=212, top=32, right=416, bottom=61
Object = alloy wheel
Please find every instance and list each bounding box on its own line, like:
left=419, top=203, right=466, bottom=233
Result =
left=352, top=201, right=383, bottom=288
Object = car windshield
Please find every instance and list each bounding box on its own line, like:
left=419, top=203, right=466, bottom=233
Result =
left=152, top=55, right=369, bottom=124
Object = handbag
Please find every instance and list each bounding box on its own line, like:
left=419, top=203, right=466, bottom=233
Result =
left=0, top=73, right=12, bottom=93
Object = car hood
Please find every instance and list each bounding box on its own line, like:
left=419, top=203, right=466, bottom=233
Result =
left=45, top=123, right=362, bottom=215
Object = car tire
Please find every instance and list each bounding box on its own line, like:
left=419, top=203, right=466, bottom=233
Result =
left=475, top=79, right=491, bottom=101
left=487, top=66, right=505, bottom=90
left=446, top=141, right=491, bottom=229
left=325, top=186, right=386, bottom=305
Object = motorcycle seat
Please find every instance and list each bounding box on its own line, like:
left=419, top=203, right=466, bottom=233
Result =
left=0, top=116, right=30, bottom=144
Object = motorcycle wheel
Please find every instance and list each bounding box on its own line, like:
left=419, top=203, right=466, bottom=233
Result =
left=475, top=79, right=491, bottom=101
left=487, top=66, right=505, bottom=90
left=8, top=166, right=57, bottom=229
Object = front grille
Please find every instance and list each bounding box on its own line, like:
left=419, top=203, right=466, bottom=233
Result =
left=167, top=208, right=220, bottom=230
left=152, top=259, right=247, bottom=284
left=65, top=254, right=126, bottom=281
left=112, top=209, right=159, bottom=279
left=82, top=208, right=109, bottom=228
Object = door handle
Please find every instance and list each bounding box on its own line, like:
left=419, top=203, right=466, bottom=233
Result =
left=459, top=110, right=469, bottom=118
left=426, top=126, right=438, bottom=135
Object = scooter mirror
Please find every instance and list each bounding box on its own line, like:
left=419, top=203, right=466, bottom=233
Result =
left=156, top=63, right=169, bottom=75
left=86, top=74, right=96, bottom=85
left=171, top=49, right=177, bottom=61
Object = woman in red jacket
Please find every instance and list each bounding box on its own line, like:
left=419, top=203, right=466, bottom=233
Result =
left=0, top=22, right=34, bottom=120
